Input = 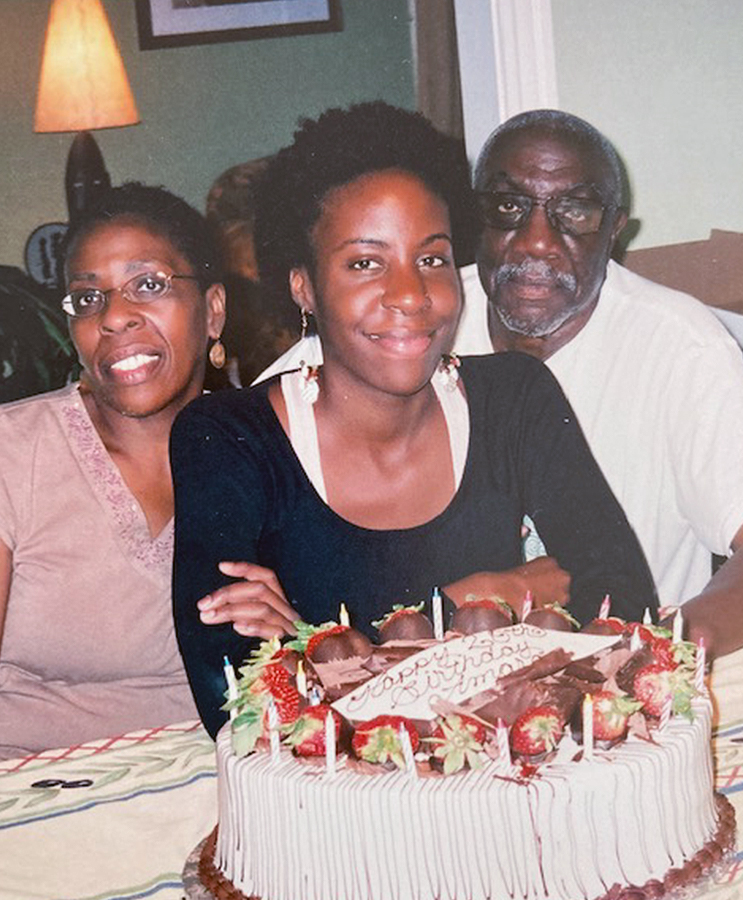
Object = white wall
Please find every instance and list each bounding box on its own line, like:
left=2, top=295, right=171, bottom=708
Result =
left=552, top=0, right=743, bottom=249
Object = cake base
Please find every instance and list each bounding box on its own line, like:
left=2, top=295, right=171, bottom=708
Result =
left=189, top=794, right=736, bottom=900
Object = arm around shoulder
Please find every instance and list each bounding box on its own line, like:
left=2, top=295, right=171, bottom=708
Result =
left=681, top=525, right=743, bottom=659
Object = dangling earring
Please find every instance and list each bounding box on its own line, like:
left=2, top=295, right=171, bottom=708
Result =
left=209, top=338, right=226, bottom=370
left=433, top=353, right=460, bottom=391
left=299, top=360, right=320, bottom=405
left=300, top=308, right=312, bottom=340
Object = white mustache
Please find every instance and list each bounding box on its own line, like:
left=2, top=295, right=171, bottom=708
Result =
left=495, top=260, right=577, bottom=292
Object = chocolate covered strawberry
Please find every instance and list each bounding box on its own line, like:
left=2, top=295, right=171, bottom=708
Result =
left=373, top=603, right=434, bottom=642
left=451, top=597, right=514, bottom=635
left=285, top=704, right=342, bottom=756
left=351, top=715, right=419, bottom=769
left=591, top=690, right=643, bottom=743
left=509, top=705, right=564, bottom=758
left=582, top=615, right=627, bottom=636
left=525, top=603, right=579, bottom=633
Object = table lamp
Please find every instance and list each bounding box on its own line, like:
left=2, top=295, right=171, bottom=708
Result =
left=34, top=0, right=139, bottom=223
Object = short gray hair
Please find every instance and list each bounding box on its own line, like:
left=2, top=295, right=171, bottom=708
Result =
left=475, top=109, right=624, bottom=207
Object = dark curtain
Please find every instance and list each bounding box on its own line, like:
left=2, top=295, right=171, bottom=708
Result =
left=414, top=0, right=464, bottom=140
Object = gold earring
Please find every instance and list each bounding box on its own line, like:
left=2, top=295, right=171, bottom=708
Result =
left=209, top=338, right=226, bottom=370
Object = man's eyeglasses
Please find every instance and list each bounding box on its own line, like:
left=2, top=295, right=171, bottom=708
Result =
left=476, top=191, right=612, bottom=237
left=62, top=271, right=199, bottom=318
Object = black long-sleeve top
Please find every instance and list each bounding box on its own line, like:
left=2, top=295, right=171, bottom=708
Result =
left=171, top=353, right=657, bottom=737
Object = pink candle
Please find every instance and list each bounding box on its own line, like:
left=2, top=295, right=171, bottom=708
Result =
left=432, top=587, right=444, bottom=641
left=521, top=591, right=533, bottom=622
left=496, top=717, right=511, bottom=769
left=694, top=638, right=706, bottom=694
left=598, top=594, right=611, bottom=620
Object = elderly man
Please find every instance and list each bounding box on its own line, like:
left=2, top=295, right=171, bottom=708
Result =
left=459, top=109, right=743, bottom=658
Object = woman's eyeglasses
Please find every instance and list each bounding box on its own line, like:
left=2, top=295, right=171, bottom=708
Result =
left=62, top=271, right=199, bottom=318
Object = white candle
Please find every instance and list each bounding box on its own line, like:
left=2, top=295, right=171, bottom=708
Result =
left=496, top=717, right=511, bottom=769
left=629, top=626, right=643, bottom=652
left=659, top=694, right=673, bottom=731
left=267, top=696, right=281, bottom=763
left=296, top=659, right=307, bottom=698
left=598, top=594, right=611, bottom=620
left=672, top=609, right=683, bottom=644
left=223, top=656, right=238, bottom=721
left=339, top=602, right=350, bottom=627
left=432, top=586, right=444, bottom=641
left=325, top=710, right=336, bottom=777
left=642, top=607, right=653, bottom=625
left=521, top=591, right=533, bottom=622
left=695, top=638, right=706, bottom=694
left=398, top=724, right=417, bottom=777
left=582, top=695, right=594, bottom=761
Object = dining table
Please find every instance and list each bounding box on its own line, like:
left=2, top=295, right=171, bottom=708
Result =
left=2, top=647, right=743, bottom=900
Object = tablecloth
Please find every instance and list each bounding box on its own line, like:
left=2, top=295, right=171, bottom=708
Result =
left=0, top=720, right=217, bottom=900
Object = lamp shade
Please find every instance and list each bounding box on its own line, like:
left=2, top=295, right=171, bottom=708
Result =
left=34, top=0, right=139, bottom=134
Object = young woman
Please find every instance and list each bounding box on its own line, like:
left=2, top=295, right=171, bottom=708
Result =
left=171, top=103, right=656, bottom=738
left=0, top=183, right=225, bottom=757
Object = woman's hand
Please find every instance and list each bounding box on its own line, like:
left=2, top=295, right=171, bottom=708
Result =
left=443, top=557, right=571, bottom=617
left=197, top=562, right=300, bottom=640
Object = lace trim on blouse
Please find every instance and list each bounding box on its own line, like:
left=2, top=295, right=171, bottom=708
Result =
left=60, top=388, right=173, bottom=583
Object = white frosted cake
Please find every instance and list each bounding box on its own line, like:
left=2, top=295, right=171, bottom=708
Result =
left=198, top=618, right=735, bottom=900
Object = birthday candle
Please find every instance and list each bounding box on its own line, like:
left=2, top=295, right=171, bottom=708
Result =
left=223, top=656, right=238, bottom=721
left=496, top=717, right=511, bottom=770
left=399, top=724, right=417, bottom=777
left=432, top=587, right=444, bottom=641
left=325, top=710, right=336, bottom=777
left=267, top=696, right=281, bottom=763
left=695, top=638, right=706, bottom=694
left=598, top=594, right=611, bottom=620
left=659, top=694, right=673, bottom=730
left=629, top=626, right=643, bottom=652
left=582, top=695, right=594, bottom=760
left=642, top=608, right=652, bottom=625
left=339, top=602, right=350, bottom=627
left=672, top=609, right=683, bottom=644
left=521, top=591, right=533, bottom=622
left=296, top=659, right=308, bottom=698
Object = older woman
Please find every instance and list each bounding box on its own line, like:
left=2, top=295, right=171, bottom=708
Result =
left=171, top=102, right=656, bottom=738
left=0, top=183, right=225, bottom=757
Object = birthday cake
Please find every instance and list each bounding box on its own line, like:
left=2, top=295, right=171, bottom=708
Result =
left=197, top=605, right=735, bottom=900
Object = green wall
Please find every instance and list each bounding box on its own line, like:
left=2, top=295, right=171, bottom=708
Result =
left=553, top=0, right=743, bottom=249
left=1, top=0, right=415, bottom=269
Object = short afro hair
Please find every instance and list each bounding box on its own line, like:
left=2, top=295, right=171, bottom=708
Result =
left=64, top=181, right=222, bottom=291
left=255, top=101, right=476, bottom=306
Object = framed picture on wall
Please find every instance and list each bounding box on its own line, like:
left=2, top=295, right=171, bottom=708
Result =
left=136, top=0, right=342, bottom=49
